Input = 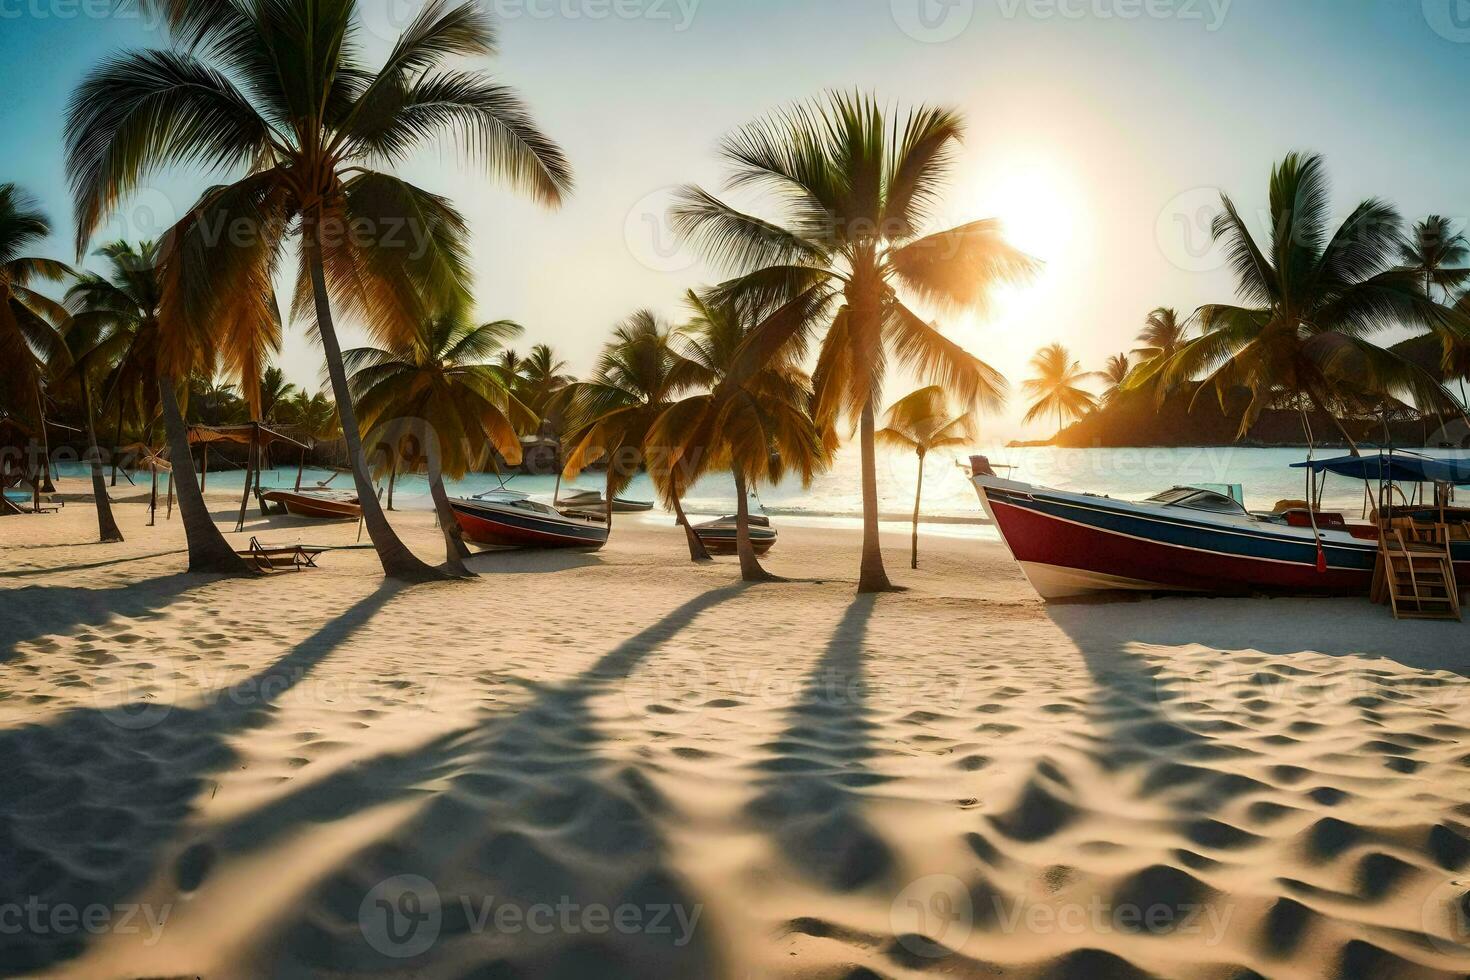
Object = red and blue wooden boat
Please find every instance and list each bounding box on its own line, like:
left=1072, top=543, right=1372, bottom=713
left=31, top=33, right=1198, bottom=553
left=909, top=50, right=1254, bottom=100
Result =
left=450, top=494, right=609, bottom=550
left=970, top=454, right=1470, bottom=600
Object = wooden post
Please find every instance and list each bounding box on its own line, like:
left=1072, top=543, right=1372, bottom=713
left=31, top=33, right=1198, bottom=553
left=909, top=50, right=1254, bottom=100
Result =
left=166, top=471, right=175, bottom=519
left=295, top=446, right=305, bottom=492
left=235, top=424, right=256, bottom=533
left=148, top=466, right=158, bottom=526
left=200, top=442, right=209, bottom=492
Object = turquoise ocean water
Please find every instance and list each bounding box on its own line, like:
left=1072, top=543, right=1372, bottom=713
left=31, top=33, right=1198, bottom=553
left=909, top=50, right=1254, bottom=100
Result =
left=64, top=444, right=1470, bottom=538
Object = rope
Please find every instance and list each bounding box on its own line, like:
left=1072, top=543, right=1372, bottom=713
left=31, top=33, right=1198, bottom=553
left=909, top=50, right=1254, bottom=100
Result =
left=1301, top=406, right=1327, bottom=574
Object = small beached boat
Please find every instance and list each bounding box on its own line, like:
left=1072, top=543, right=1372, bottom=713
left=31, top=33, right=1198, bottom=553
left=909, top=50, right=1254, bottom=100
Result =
left=692, top=514, right=778, bottom=555
left=970, top=453, right=1470, bottom=601
left=555, top=488, right=654, bottom=513
left=450, top=495, right=609, bottom=550
left=260, top=488, right=362, bottom=520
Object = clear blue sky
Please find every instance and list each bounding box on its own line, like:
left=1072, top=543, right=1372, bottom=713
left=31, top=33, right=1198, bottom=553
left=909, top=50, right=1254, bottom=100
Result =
left=2, top=0, right=1467, bottom=437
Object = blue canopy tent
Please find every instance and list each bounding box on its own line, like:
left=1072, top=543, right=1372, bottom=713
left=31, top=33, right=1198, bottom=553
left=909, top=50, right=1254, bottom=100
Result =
left=1290, top=452, right=1470, bottom=486
left=1291, top=451, right=1470, bottom=526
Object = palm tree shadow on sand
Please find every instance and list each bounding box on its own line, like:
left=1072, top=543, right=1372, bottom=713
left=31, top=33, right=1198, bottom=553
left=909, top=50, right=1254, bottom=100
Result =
left=0, top=583, right=402, bottom=974
left=746, top=594, right=895, bottom=892
left=1018, top=600, right=1470, bottom=976
left=0, top=573, right=203, bottom=664
left=194, top=584, right=749, bottom=978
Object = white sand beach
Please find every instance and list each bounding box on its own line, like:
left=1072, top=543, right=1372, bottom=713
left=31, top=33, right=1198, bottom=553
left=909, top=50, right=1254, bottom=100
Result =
left=3, top=482, right=1470, bottom=978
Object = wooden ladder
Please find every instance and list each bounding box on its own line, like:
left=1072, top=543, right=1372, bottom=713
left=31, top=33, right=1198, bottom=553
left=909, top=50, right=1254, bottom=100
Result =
left=1378, top=527, right=1461, bottom=621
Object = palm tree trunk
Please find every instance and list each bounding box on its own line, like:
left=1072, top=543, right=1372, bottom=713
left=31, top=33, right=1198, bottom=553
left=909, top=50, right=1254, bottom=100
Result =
left=109, top=399, right=124, bottom=487
left=79, top=370, right=123, bottom=543
left=34, top=384, right=55, bottom=493
left=670, top=491, right=711, bottom=562
left=911, top=450, right=925, bottom=570
left=733, top=469, right=772, bottom=583
left=159, top=376, right=252, bottom=575
left=604, top=465, right=616, bottom=532
left=304, top=222, right=446, bottom=583
left=426, top=438, right=472, bottom=576
left=857, top=397, right=891, bottom=592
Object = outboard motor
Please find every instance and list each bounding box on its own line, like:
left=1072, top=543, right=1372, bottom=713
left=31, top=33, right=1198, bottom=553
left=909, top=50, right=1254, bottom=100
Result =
left=969, top=455, right=997, bottom=478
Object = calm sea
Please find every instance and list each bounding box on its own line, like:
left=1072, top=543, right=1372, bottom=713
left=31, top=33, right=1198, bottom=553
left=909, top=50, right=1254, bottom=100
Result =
left=70, top=444, right=1470, bottom=538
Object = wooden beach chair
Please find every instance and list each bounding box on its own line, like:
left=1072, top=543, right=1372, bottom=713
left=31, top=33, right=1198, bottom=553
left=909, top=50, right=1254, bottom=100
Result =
left=237, top=537, right=325, bottom=573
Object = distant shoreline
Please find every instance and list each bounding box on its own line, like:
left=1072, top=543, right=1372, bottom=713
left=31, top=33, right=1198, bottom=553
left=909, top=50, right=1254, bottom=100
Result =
left=1005, top=441, right=1464, bottom=450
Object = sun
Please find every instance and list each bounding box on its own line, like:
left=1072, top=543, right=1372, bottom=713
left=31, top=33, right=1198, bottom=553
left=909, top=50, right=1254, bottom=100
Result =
left=986, top=164, right=1082, bottom=265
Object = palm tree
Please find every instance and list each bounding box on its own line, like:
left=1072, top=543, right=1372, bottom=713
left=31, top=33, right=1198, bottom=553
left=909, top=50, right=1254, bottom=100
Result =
left=1400, top=215, right=1470, bottom=302
left=68, top=237, right=257, bottom=570
left=258, top=365, right=296, bottom=425
left=1022, top=343, right=1098, bottom=436
left=66, top=0, right=572, bottom=582
left=561, top=311, right=704, bottom=539
left=281, top=389, right=341, bottom=444
left=0, top=185, right=71, bottom=495
left=515, top=343, right=576, bottom=430
left=876, top=386, right=973, bottom=570
left=1133, top=307, right=1190, bottom=367
left=63, top=263, right=185, bottom=544
left=69, top=242, right=165, bottom=487
left=651, top=291, right=831, bottom=581
left=671, top=91, right=1035, bottom=592
left=346, top=311, right=529, bottom=573
left=1100, top=353, right=1132, bottom=403
left=1130, top=153, right=1465, bottom=451
left=188, top=377, right=248, bottom=426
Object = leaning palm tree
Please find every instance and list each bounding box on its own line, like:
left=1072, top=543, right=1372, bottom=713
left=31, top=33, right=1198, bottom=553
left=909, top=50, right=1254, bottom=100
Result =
left=1129, top=153, right=1466, bottom=451
left=1100, top=353, right=1132, bottom=403
left=1133, top=307, right=1190, bottom=366
left=0, top=185, right=71, bottom=494
left=347, top=311, right=530, bottom=574
left=1022, top=343, right=1097, bottom=436
left=1400, top=215, right=1470, bottom=302
left=876, top=386, right=973, bottom=570
left=561, top=311, right=705, bottom=538
left=65, top=0, right=572, bottom=582
left=651, top=291, right=831, bottom=581
left=672, top=92, right=1034, bottom=592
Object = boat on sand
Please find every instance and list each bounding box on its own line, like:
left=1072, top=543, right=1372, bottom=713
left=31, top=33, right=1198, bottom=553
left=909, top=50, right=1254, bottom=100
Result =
left=555, top=488, right=654, bottom=513
left=260, top=488, right=362, bottom=520
left=450, top=494, right=609, bottom=550
left=970, top=452, right=1470, bottom=601
left=692, top=514, right=777, bottom=555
